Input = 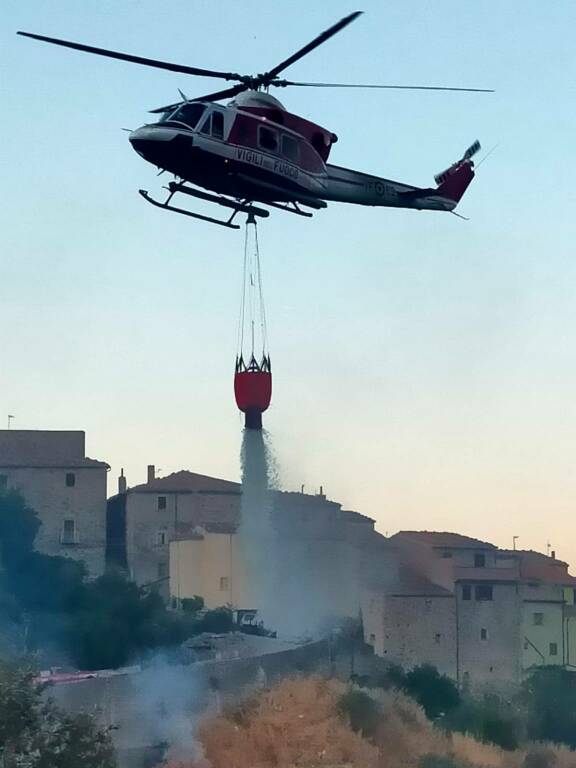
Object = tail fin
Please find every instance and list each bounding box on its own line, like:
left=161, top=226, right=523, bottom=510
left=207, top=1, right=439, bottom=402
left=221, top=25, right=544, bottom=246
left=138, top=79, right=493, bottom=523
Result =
left=434, top=140, right=480, bottom=203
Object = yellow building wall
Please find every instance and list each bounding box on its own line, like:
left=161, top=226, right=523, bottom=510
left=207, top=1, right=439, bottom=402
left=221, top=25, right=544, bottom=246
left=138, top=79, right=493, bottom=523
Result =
left=565, top=610, right=576, bottom=669
left=169, top=534, right=253, bottom=610
left=522, top=602, right=564, bottom=672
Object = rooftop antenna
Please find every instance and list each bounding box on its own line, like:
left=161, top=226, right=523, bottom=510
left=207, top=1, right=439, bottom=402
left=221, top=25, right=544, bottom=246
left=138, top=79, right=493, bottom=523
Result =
left=513, top=535, right=519, bottom=551
left=7, top=415, right=14, bottom=429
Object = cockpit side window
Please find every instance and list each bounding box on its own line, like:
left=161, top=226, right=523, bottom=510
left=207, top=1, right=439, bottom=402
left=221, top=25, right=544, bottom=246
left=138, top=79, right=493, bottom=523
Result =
left=199, top=110, right=225, bottom=139
left=169, top=103, right=206, bottom=129
left=212, top=112, right=224, bottom=140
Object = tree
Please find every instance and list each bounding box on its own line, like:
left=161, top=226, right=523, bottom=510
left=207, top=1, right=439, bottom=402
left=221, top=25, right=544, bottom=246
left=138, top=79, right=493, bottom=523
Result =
left=521, top=667, right=576, bottom=748
left=0, top=488, right=238, bottom=670
left=401, top=665, right=461, bottom=720
left=0, top=660, right=115, bottom=767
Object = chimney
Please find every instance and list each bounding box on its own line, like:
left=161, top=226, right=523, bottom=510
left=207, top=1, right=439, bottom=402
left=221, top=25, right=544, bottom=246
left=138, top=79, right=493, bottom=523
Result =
left=551, top=550, right=556, bottom=560
left=118, top=468, right=127, bottom=494
left=147, top=464, right=155, bottom=484
left=318, top=485, right=325, bottom=499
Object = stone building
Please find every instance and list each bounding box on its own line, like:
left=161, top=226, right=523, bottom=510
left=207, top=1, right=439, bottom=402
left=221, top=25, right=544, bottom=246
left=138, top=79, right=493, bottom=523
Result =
left=363, top=531, right=576, bottom=690
left=108, top=466, right=394, bottom=624
left=168, top=489, right=394, bottom=628
left=0, top=430, right=109, bottom=577
left=106, top=466, right=240, bottom=591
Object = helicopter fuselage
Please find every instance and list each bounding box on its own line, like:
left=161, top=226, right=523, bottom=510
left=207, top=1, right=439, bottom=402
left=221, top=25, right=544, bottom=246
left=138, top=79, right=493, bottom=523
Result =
left=129, top=92, right=473, bottom=215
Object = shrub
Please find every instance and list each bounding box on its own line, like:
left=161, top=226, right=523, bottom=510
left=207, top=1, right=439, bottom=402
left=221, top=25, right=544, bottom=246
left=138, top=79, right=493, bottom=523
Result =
left=337, top=689, right=381, bottom=738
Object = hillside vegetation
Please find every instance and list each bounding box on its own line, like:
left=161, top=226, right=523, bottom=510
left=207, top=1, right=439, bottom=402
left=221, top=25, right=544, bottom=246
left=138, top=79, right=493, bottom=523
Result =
left=166, top=676, right=576, bottom=768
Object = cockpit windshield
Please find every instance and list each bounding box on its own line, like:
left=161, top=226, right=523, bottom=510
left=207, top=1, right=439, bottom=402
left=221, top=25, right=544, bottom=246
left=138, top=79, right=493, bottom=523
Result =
left=164, top=103, right=206, bottom=128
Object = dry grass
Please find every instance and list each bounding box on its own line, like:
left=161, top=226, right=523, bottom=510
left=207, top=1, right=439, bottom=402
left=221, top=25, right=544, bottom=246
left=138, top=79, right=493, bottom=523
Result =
left=163, top=677, right=576, bottom=768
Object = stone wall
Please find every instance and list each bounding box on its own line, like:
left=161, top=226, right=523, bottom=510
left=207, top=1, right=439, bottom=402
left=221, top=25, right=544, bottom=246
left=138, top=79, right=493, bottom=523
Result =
left=2, top=465, right=107, bottom=578
left=50, top=640, right=341, bottom=767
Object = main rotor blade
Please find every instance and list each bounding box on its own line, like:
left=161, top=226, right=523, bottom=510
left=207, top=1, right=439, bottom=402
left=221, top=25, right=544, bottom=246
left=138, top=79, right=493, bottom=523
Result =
left=194, top=83, right=249, bottom=103
left=263, top=11, right=363, bottom=82
left=149, top=84, right=247, bottom=113
left=277, top=80, right=494, bottom=93
left=17, top=31, right=242, bottom=81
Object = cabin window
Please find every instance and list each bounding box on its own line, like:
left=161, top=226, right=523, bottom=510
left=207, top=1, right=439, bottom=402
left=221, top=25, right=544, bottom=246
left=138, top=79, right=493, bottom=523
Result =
left=281, top=134, right=299, bottom=162
left=170, top=103, right=206, bottom=128
left=158, top=495, right=167, bottom=511
left=258, top=125, right=278, bottom=152
left=480, top=628, right=488, bottom=641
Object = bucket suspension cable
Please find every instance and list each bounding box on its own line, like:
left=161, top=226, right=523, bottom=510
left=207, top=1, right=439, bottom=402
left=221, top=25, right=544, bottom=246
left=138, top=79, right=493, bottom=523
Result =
left=236, top=216, right=269, bottom=371
left=234, top=216, right=272, bottom=430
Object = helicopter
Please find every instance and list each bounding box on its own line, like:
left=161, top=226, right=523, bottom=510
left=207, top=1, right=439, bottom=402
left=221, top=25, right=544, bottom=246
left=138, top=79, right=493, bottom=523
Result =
left=18, top=12, right=492, bottom=230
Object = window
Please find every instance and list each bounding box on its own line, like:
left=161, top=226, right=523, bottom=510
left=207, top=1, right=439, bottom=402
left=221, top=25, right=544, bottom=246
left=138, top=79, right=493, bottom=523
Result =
left=0, top=474, right=7, bottom=489
left=211, top=111, right=224, bottom=139
left=474, top=553, right=486, bottom=568
left=157, top=529, right=167, bottom=546
left=158, top=496, right=167, bottom=510
left=550, top=642, right=558, bottom=656
left=61, top=519, right=76, bottom=544
left=281, top=134, right=299, bottom=162
left=524, top=639, right=529, bottom=650
left=441, top=551, right=453, bottom=559
left=369, top=633, right=376, bottom=644
left=533, top=612, right=544, bottom=626
left=434, top=633, right=441, bottom=644
left=219, top=576, right=229, bottom=591
left=480, top=628, right=488, bottom=641
left=169, top=102, right=206, bottom=128
left=65, top=473, right=75, bottom=487
left=462, top=585, right=472, bottom=601
left=158, top=561, right=168, bottom=579
left=199, top=111, right=224, bottom=139
left=258, top=125, right=278, bottom=152
left=475, top=584, right=493, bottom=601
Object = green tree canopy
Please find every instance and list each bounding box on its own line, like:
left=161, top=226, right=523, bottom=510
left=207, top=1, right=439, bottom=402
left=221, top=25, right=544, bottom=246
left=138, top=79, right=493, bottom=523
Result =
left=0, top=660, right=115, bottom=767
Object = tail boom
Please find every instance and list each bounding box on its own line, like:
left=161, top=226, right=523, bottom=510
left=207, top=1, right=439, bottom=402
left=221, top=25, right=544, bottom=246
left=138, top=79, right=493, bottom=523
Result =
left=323, top=142, right=479, bottom=213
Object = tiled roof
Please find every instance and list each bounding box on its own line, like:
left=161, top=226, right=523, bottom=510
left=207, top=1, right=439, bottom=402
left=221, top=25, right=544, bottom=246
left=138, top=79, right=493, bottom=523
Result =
left=391, top=531, right=496, bottom=549
left=0, top=457, right=109, bottom=469
left=341, top=509, right=375, bottom=524
left=129, top=470, right=240, bottom=494
left=509, top=550, right=576, bottom=586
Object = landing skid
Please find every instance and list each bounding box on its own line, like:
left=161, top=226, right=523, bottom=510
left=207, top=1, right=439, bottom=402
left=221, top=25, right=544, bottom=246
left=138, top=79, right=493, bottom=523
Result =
left=139, top=182, right=270, bottom=230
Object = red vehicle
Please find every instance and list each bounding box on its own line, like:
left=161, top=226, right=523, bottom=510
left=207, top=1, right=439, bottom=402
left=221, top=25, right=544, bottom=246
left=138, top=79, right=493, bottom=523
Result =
left=18, top=13, right=491, bottom=229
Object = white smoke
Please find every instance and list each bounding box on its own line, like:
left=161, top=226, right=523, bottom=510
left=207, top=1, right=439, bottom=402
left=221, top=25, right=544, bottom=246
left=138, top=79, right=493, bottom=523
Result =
left=126, top=654, right=207, bottom=762
left=237, top=430, right=338, bottom=640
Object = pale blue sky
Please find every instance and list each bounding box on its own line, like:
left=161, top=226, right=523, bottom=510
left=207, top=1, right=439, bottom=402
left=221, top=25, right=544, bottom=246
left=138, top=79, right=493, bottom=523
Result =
left=2, top=1, right=576, bottom=564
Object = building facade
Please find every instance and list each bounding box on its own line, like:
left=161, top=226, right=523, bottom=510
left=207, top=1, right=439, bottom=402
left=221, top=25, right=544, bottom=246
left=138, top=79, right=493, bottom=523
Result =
left=106, top=467, right=240, bottom=591
left=364, top=531, right=576, bottom=690
left=0, top=430, right=109, bottom=577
